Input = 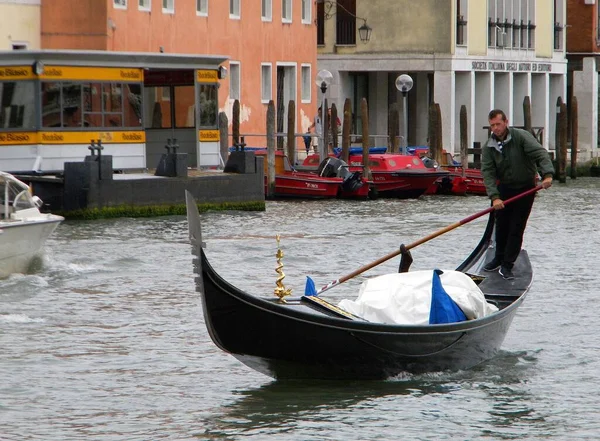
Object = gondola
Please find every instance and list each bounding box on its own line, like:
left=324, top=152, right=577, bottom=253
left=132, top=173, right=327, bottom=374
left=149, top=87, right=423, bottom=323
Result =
left=185, top=191, right=533, bottom=380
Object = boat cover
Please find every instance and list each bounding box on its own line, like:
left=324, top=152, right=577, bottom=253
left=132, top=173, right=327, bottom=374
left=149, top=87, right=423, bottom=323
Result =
left=338, top=270, right=498, bottom=325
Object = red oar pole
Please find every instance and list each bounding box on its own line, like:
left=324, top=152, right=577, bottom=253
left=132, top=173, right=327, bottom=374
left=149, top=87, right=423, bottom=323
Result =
left=314, top=185, right=544, bottom=296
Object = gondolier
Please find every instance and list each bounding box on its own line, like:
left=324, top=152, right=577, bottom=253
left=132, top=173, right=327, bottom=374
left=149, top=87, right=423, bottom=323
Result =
left=481, top=109, right=554, bottom=280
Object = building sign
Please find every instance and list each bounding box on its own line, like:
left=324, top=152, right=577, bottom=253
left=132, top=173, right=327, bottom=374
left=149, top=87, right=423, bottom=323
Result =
left=199, top=130, right=220, bottom=141
left=471, top=61, right=552, bottom=73
left=0, top=66, right=34, bottom=80
left=196, top=70, right=218, bottom=83
left=39, top=131, right=146, bottom=144
left=39, top=66, right=144, bottom=82
left=0, top=132, right=37, bottom=145
left=0, top=131, right=145, bottom=145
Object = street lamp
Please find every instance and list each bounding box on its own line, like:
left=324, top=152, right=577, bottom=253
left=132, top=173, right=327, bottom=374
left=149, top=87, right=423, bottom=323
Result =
left=395, top=74, right=413, bottom=155
left=315, top=69, right=333, bottom=159
left=358, top=20, right=372, bottom=43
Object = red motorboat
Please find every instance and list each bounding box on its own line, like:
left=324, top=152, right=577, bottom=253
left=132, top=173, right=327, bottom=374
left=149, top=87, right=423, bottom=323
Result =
left=256, top=150, right=369, bottom=199
left=303, top=151, right=447, bottom=199
left=346, top=153, right=449, bottom=199
left=408, top=148, right=486, bottom=196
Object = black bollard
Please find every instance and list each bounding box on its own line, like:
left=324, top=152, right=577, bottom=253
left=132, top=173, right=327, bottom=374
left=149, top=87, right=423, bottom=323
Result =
left=96, top=139, right=103, bottom=180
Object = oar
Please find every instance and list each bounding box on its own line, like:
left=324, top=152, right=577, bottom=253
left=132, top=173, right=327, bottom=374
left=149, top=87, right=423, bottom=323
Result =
left=305, top=185, right=544, bottom=296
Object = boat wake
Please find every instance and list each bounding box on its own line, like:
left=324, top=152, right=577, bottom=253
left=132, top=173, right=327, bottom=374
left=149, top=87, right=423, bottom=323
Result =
left=0, top=313, right=45, bottom=324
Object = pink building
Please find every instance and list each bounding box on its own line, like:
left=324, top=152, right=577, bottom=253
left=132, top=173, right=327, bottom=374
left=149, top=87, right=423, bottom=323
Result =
left=41, top=0, right=317, bottom=158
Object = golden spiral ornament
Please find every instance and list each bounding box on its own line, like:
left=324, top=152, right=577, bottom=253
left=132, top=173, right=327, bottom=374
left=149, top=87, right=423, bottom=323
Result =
left=273, top=234, right=292, bottom=302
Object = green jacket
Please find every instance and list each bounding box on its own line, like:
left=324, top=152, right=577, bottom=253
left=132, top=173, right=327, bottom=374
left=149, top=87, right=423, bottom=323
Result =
left=481, top=127, right=554, bottom=200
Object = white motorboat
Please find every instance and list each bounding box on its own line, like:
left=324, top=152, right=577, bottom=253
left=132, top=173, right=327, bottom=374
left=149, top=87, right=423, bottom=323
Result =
left=0, top=172, right=64, bottom=278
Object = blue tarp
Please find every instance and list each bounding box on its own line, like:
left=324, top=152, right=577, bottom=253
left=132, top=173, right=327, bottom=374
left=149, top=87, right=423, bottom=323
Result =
left=429, top=269, right=467, bottom=324
left=333, top=147, right=387, bottom=156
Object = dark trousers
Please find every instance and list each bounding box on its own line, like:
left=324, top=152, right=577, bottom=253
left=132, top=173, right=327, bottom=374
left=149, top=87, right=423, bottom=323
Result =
left=494, top=185, right=536, bottom=269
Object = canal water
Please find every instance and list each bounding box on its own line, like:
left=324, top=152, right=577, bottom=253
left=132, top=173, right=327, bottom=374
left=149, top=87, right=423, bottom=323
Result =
left=1, top=178, right=599, bottom=440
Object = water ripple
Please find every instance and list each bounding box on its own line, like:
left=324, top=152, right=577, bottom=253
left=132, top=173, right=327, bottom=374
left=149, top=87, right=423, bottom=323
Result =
left=1, top=178, right=600, bottom=440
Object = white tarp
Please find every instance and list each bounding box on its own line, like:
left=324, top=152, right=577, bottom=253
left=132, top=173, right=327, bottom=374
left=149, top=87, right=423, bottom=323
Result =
left=338, top=270, right=499, bottom=325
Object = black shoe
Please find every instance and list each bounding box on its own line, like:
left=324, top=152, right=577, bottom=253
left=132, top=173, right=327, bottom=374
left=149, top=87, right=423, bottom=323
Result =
left=483, top=258, right=501, bottom=272
left=499, top=266, right=514, bottom=280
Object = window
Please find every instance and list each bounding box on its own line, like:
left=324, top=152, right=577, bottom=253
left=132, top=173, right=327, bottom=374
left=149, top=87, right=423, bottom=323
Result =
left=527, top=0, right=535, bottom=49
left=102, top=83, right=123, bottom=128
left=144, top=87, right=171, bottom=129
left=229, top=62, right=240, bottom=101
left=230, top=0, right=240, bottom=18
left=11, top=43, right=27, bottom=50
left=301, top=0, right=310, bottom=23
left=335, top=0, right=356, bottom=45
left=554, top=0, right=563, bottom=50
left=282, top=0, right=292, bottom=22
left=162, top=86, right=171, bottom=101
left=261, top=64, right=272, bottom=102
left=488, top=0, right=535, bottom=49
left=488, top=0, right=497, bottom=47
left=163, top=0, right=174, bottom=13
left=198, top=84, right=218, bottom=128
left=317, top=0, right=324, bottom=45
left=456, top=0, right=467, bottom=45
left=301, top=65, right=311, bottom=102
left=114, top=0, right=127, bottom=8
left=174, top=86, right=195, bottom=128
left=197, top=0, right=207, bottom=15
left=139, top=0, right=150, bottom=11
left=512, top=6, right=520, bottom=48
left=41, top=81, right=142, bottom=130
left=262, top=0, right=272, bottom=21
left=0, top=80, right=36, bottom=130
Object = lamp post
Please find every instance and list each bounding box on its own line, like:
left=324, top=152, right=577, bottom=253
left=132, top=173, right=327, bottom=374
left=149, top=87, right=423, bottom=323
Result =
left=315, top=69, right=333, bottom=160
left=395, top=74, right=413, bottom=155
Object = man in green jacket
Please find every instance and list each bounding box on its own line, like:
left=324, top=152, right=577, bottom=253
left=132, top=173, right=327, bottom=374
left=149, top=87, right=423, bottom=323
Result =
left=481, top=109, right=554, bottom=280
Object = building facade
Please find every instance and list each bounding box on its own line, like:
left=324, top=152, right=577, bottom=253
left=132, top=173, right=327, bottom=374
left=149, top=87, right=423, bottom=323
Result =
left=41, top=0, right=318, bottom=151
left=567, top=0, right=600, bottom=160
left=0, top=0, right=41, bottom=50
left=317, top=0, right=568, bottom=156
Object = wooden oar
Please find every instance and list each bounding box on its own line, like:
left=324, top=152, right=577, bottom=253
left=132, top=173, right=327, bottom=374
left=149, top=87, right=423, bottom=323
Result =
left=307, top=185, right=544, bottom=296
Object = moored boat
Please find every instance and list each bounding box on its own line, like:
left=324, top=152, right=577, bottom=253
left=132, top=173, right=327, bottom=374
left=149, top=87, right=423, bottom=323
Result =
left=0, top=172, right=64, bottom=278
left=303, top=149, right=448, bottom=199
left=409, top=147, right=487, bottom=196
left=347, top=153, right=449, bottom=199
left=185, top=190, right=534, bottom=380
left=256, top=150, right=369, bottom=199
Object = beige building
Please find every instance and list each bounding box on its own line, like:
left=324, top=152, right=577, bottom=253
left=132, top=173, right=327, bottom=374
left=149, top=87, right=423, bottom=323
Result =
left=317, top=0, right=567, bottom=155
left=0, top=0, right=41, bottom=50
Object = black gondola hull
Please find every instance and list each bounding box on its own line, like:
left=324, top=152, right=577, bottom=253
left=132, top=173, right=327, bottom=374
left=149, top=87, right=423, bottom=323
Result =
left=199, top=253, right=526, bottom=379
left=187, top=191, right=532, bottom=380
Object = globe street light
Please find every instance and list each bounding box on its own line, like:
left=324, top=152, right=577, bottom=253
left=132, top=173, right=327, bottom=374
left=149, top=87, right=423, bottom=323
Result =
left=395, top=74, right=413, bottom=154
left=315, top=69, right=333, bottom=159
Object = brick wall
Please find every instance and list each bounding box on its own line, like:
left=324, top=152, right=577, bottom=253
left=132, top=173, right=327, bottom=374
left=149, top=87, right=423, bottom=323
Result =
left=567, top=0, right=596, bottom=53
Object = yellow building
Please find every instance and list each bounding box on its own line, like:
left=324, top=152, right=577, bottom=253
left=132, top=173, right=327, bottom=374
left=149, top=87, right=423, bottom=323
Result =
left=0, top=0, right=41, bottom=50
left=317, top=0, right=567, bottom=155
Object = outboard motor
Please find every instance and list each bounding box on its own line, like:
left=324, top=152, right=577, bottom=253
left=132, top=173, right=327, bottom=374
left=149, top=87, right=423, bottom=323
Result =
left=317, top=157, right=348, bottom=178
left=341, top=171, right=364, bottom=193
left=317, top=157, right=364, bottom=193
left=421, top=156, right=439, bottom=169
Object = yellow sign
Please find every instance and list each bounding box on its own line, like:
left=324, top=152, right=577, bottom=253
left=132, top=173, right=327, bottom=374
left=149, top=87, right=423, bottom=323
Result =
left=0, top=132, right=37, bottom=145
left=39, top=66, right=144, bottom=82
left=199, top=130, right=220, bottom=141
left=0, top=66, right=34, bottom=81
left=39, top=131, right=146, bottom=144
left=0, top=131, right=146, bottom=145
left=197, top=70, right=218, bottom=83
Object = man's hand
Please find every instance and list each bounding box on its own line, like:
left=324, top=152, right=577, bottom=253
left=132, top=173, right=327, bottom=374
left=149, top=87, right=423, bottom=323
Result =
left=541, top=176, right=553, bottom=189
left=492, top=198, right=504, bottom=210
